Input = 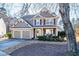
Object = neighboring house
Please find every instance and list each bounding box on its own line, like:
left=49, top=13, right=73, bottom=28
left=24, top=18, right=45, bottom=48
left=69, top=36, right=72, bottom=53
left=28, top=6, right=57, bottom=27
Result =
left=0, top=7, right=7, bottom=37
left=0, top=18, right=6, bottom=36
left=10, top=7, right=59, bottom=39
left=0, top=7, right=15, bottom=37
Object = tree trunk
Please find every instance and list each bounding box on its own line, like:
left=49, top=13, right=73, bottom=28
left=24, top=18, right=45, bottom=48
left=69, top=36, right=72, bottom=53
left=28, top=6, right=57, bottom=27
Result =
left=59, top=3, right=77, bottom=53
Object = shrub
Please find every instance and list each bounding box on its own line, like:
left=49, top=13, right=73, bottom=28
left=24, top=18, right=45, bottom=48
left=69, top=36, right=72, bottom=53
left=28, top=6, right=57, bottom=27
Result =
left=37, top=35, right=46, bottom=41
left=37, top=35, right=64, bottom=42
left=58, top=31, right=66, bottom=38
left=58, top=31, right=66, bottom=41
left=6, top=32, right=12, bottom=38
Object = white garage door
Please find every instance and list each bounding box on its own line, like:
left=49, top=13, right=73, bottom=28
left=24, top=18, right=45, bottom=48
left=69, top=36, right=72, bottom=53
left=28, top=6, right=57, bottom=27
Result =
left=23, top=31, right=31, bottom=39
left=14, top=31, right=21, bottom=38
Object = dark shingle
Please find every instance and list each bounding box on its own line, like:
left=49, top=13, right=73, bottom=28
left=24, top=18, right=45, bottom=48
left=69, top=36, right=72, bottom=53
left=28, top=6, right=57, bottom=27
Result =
left=22, top=15, right=34, bottom=26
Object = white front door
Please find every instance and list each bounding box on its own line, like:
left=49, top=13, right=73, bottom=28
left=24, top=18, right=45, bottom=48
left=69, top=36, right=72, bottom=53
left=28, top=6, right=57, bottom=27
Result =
left=46, top=29, right=53, bottom=35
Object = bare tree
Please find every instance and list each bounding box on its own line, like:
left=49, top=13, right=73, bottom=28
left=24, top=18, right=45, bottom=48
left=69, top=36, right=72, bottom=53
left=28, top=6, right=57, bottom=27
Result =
left=0, top=3, right=5, bottom=7
left=59, top=3, right=77, bottom=53
left=20, top=3, right=31, bottom=17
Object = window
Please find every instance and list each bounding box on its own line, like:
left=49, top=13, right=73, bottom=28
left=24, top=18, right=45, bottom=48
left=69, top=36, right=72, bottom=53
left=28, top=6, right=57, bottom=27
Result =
left=36, top=19, right=40, bottom=26
left=33, top=19, right=40, bottom=26
left=46, top=19, right=53, bottom=25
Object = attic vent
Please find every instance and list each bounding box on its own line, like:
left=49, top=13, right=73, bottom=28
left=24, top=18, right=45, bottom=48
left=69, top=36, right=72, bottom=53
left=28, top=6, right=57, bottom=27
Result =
left=41, top=7, right=49, bottom=12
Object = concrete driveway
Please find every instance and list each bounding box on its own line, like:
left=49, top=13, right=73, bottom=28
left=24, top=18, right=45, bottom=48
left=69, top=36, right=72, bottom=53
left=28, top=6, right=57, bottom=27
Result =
left=10, top=43, right=68, bottom=56
left=0, top=39, right=79, bottom=56
left=0, top=39, right=23, bottom=50
left=0, top=39, right=26, bottom=56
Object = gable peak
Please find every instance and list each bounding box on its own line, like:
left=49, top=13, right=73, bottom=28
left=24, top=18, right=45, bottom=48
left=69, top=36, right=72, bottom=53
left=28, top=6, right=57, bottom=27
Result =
left=40, top=7, right=49, bottom=12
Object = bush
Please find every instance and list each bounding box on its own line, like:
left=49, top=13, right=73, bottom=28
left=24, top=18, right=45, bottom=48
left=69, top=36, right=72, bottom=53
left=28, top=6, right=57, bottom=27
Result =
left=6, top=32, right=12, bottom=38
left=58, top=31, right=66, bottom=38
left=58, top=31, right=66, bottom=41
left=37, top=35, right=47, bottom=41
left=37, top=35, right=64, bottom=42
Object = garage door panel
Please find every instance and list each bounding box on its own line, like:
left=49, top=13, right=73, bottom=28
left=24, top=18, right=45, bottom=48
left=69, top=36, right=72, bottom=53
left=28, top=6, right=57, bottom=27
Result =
left=14, top=31, right=21, bottom=38
left=23, top=31, right=31, bottom=39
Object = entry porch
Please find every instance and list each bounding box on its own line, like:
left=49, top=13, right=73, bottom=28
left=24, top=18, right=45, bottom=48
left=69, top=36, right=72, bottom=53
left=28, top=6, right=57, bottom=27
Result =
left=33, top=27, right=58, bottom=38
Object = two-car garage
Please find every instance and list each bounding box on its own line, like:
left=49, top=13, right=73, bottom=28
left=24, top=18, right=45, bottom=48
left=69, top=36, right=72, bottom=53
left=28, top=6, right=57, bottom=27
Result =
left=11, top=28, right=33, bottom=39
left=10, top=19, right=33, bottom=39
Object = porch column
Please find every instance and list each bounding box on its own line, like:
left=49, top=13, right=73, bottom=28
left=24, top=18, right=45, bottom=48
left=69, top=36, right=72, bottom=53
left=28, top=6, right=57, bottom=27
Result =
left=41, top=28, right=46, bottom=35
left=21, top=31, right=23, bottom=38
left=33, top=28, right=35, bottom=38
left=41, top=28, right=43, bottom=35
left=53, top=28, right=56, bottom=36
left=56, top=28, right=58, bottom=36
left=12, top=31, right=14, bottom=38
left=43, top=28, right=46, bottom=35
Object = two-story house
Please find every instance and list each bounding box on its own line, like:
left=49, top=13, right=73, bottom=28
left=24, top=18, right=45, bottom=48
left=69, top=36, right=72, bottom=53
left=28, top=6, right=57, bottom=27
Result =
left=10, top=7, right=59, bottom=39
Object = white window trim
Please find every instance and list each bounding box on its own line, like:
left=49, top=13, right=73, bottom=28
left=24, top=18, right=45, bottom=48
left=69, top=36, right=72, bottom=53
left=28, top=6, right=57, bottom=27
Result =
left=36, top=19, right=40, bottom=26
left=46, top=19, right=54, bottom=25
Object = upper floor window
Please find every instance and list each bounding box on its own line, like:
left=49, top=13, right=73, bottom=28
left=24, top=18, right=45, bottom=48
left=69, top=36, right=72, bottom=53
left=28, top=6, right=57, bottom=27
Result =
left=33, top=19, right=41, bottom=26
left=46, top=19, right=53, bottom=25
left=36, top=19, right=40, bottom=26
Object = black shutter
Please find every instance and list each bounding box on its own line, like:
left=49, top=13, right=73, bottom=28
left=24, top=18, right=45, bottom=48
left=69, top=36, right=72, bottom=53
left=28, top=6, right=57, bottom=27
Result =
left=34, top=20, right=36, bottom=25
left=54, top=19, right=55, bottom=25
left=40, top=19, right=42, bottom=25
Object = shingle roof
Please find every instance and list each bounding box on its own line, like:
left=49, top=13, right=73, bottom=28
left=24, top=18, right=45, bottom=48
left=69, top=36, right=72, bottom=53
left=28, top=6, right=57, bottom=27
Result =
left=34, top=7, right=57, bottom=18
left=13, top=22, right=31, bottom=28
left=21, top=7, right=58, bottom=27
left=22, top=15, right=34, bottom=26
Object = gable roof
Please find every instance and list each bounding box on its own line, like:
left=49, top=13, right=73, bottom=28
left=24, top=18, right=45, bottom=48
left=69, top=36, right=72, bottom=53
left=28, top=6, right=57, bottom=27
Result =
left=13, top=21, right=31, bottom=28
left=33, top=7, right=57, bottom=18
left=11, top=18, right=32, bottom=28
left=22, top=15, right=34, bottom=26
left=20, top=7, right=59, bottom=28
